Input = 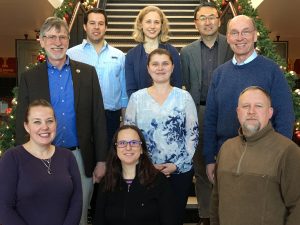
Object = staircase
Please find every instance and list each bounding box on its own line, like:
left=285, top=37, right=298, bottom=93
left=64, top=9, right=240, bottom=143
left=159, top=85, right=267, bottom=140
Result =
left=105, top=0, right=201, bottom=53
left=103, top=1, right=201, bottom=223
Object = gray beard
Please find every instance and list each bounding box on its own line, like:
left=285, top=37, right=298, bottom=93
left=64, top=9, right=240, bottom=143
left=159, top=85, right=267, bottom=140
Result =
left=242, top=121, right=261, bottom=137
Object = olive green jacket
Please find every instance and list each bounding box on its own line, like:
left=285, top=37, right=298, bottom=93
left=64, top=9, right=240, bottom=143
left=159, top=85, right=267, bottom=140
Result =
left=211, top=123, right=300, bottom=225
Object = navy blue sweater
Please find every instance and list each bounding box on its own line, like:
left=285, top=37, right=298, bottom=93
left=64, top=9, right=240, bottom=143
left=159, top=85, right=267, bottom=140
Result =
left=203, top=55, right=295, bottom=164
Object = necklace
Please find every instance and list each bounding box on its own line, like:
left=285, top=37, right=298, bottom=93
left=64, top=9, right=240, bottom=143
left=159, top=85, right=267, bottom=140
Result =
left=40, top=158, right=52, bottom=175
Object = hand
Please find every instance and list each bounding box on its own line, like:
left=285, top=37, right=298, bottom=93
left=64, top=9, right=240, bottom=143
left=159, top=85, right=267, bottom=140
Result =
left=93, top=161, right=106, bottom=183
left=206, top=163, right=215, bottom=184
left=155, top=163, right=177, bottom=177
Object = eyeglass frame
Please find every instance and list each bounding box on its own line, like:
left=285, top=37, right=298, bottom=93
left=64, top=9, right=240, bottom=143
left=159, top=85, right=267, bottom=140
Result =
left=42, top=35, right=70, bottom=42
left=196, top=15, right=219, bottom=22
left=228, top=29, right=255, bottom=38
left=115, top=140, right=143, bottom=148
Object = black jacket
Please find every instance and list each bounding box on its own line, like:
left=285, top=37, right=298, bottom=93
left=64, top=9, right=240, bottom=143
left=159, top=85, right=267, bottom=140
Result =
left=93, top=172, right=176, bottom=225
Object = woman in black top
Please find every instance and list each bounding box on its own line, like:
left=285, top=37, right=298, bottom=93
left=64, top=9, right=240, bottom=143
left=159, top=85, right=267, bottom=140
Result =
left=93, top=125, right=175, bottom=225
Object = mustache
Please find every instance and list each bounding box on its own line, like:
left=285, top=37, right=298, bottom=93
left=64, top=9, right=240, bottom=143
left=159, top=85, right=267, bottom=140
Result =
left=245, top=117, right=257, bottom=120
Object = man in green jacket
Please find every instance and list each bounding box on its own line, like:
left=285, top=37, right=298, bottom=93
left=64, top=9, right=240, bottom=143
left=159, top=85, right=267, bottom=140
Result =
left=211, top=86, right=300, bottom=225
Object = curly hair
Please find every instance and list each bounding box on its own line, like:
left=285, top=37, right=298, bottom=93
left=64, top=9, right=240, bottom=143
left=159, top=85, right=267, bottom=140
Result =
left=103, top=125, right=158, bottom=191
left=132, top=6, right=170, bottom=43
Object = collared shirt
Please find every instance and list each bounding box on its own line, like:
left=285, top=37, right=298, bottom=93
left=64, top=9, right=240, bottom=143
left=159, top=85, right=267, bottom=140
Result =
left=232, top=50, right=258, bottom=65
left=200, top=37, right=219, bottom=102
left=47, top=57, right=78, bottom=148
left=67, top=40, right=128, bottom=111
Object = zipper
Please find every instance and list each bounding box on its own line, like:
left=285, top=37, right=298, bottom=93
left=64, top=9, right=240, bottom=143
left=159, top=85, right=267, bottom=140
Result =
left=123, top=183, right=131, bottom=219
left=236, top=142, right=247, bottom=174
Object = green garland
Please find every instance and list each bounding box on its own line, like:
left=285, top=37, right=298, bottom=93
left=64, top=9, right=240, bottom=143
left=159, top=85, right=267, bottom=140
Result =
left=54, top=0, right=98, bottom=20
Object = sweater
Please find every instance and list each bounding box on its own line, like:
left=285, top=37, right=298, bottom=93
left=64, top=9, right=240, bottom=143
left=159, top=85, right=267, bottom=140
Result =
left=203, top=55, right=295, bottom=164
left=93, top=172, right=176, bottom=225
left=210, top=123, right=300, bottom=225
left=0, top=146, right=82, bottom=225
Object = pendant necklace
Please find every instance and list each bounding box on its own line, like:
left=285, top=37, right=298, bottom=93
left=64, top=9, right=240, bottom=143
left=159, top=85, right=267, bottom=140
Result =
left=40, top=158, right=52, bottom=175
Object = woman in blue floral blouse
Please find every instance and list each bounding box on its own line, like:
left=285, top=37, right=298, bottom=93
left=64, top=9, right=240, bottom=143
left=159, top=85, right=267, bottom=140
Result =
left=125, top=48, right=199, bottom=225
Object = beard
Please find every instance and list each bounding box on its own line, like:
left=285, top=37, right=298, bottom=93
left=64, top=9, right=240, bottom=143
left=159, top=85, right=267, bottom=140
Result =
left=242, top=120, right=261, bottom=137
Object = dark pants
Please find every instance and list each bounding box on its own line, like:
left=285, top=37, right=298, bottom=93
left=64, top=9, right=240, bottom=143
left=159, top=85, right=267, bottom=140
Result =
left=105, top=109, right=122, bottom=147
left=193, top=105, right=212, bottom=218
left=168, top=169, right=194, bottom=225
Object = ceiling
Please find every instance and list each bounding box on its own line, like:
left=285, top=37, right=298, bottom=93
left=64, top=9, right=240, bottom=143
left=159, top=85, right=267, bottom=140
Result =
left=257, top=0, right=300, bottom=40
left=0, top=0, right=54, bottom=40
left=0, top=0, right=299, bottom=45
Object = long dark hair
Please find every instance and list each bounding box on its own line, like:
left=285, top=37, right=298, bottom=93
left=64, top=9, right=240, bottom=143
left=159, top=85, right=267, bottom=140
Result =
left=103, top=125, right=158, bottom=191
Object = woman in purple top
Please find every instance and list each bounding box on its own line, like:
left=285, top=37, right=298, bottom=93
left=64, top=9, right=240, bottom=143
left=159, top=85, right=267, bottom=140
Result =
left=0, top=99, right=82, bottom=225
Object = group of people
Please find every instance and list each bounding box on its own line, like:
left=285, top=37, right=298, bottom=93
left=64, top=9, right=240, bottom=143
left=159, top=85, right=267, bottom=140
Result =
left=0, top=2, right=299, bottom=225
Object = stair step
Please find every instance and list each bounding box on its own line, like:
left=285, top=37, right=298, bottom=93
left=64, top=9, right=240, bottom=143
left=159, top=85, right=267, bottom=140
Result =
left=106, top=9, right=194, bottom=14
left=107, top=28, right=197, bottom=32
left=108, top=0, right=199, bottom=3
left=107, top=3, right=198, bottom=7
left=110, top=43, right=191, bottom=48
left=109, top=21, right=195, bottom=26
left=186, top=196, right=198, bottom=209
left=108, top=15, right=194, bottom=19
left=105, top=0, right=199, bottom=53
left=107, top=11, right=194, bottom=17
left=106, top=4, right=198, bottom=10
left=106, top=35, right=198, bottom=40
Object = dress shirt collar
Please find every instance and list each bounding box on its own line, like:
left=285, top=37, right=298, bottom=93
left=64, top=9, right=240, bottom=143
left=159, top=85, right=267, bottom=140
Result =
left=46, top=56, right=70, bottom=69
left=199, top=34, right=219, bottom=47
left=82, top=39, right=108, bottom=52
left=232, top=50, right=257, bottom=66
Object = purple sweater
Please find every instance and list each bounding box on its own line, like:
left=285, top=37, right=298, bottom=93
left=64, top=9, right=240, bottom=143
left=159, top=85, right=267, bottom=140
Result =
left=0, top=146, right=82, bottom=225
left=203, top=55, right=295, bottom=165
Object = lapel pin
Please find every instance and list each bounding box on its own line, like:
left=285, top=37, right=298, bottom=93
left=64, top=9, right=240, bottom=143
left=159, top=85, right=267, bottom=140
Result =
left=76, top=69, right=80, bottom=73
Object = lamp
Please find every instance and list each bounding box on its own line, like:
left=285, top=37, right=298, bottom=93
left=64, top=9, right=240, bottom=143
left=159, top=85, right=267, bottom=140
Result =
left=35, top=29, right=40, bottom=41
left=250, top=0, right=264, bottom=9
left=48, top=0, right=64, bottom=8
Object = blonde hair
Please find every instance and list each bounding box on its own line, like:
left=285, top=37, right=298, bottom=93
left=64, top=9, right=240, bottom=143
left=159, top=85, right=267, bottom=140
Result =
left=132, top=6, right=170, bottom=43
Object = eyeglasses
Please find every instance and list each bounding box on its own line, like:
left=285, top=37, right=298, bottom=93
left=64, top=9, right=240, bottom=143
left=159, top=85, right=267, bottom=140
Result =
left=229, top=30, right=254, bottom=38
left=43, top=35, right=69, bottom=42
left=196, top=15, right=219, bottom=22
left=115, top=140, right=142, bottom=148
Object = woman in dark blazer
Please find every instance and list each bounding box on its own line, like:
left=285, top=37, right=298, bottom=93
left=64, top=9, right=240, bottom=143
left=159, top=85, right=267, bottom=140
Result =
left=125, top=5, right=182, bottom=98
